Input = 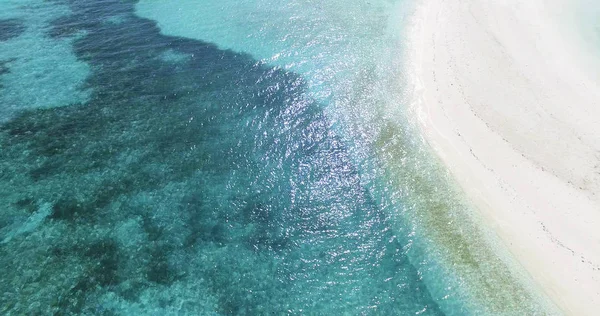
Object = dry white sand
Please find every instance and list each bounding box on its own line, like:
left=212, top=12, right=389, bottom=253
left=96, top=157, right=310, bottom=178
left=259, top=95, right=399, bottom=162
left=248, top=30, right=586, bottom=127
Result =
left=408, top=0, right=600, bottom=314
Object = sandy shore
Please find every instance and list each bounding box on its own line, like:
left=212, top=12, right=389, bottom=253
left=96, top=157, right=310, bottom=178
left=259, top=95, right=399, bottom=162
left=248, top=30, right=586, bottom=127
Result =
left=408, top=0, right=600, bottom=314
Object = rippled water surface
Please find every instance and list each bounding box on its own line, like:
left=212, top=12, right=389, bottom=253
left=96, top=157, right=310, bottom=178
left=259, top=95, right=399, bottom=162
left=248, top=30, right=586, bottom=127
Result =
left=0, top=0, right=550, bottom=315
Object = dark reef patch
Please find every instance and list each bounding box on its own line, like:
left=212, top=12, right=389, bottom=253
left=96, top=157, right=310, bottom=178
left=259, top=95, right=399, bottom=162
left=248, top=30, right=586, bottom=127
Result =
left=0, top=59, right=14, bottom=90
left=0, top=19, right=26, bottom=41
left=50, top=198, right=85, bottom=221
left=53, top=239, right=121, bottom=314
left=0, top=60, right=11, bottom=76
left=14, top=197, right=37, bottom=213
left=147, top=247, right=177, bottom=285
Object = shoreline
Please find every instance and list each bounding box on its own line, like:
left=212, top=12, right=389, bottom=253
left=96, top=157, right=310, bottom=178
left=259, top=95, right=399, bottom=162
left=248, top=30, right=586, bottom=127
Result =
left=408, top=0, right=600, bottom=314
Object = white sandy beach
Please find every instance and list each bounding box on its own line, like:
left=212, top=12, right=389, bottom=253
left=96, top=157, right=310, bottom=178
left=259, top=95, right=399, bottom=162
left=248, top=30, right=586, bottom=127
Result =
left=409, top=0, right=600, bottom=314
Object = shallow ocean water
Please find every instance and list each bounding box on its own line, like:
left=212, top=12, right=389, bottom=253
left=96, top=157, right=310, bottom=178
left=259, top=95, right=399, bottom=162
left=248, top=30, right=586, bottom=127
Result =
left=575, top=0, right=600, bottom=55
left=0, top=0, right=89, bottom=121
left=0, top=0, right=549, bottom=315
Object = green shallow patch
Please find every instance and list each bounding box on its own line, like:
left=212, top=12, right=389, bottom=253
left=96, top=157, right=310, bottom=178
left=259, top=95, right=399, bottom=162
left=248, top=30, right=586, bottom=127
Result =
left=369, top=115, right=554, bottom=315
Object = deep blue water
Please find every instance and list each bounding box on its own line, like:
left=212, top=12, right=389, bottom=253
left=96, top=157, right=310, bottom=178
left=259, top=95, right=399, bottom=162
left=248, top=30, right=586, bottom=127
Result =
left=0, top=0, right=447, bottom=314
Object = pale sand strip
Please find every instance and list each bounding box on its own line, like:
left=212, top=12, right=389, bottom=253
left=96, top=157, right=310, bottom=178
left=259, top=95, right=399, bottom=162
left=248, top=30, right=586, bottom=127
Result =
left=408, top=0, right=600, bottom=314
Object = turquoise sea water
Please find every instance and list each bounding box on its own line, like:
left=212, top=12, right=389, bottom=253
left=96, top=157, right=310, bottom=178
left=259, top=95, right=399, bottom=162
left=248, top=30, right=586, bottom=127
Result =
left=0, top=0, right=89, bottom=121
left=0, top=0, right=551, bottom=315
